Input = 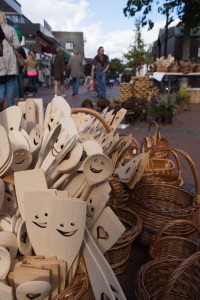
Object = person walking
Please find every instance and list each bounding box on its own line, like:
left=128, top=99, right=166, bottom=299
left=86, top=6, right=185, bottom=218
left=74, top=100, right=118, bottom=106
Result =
left=43, top=65, right=50, bottom=88
left=13, top=24, right=27, bottom=100
left=91, top=46, right=110, bottom=98
left=0, top=11, right=20, bottom=107
left=24, top=50, right=38, bottom=97
left=68, top=49, right=83, bottom=96
left=53, top=47, right=65, bottom=97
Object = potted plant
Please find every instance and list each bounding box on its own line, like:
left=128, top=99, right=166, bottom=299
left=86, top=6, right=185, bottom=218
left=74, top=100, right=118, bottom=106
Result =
left=147, top=94, right=177, bottom=124
left=176, top=87, right=190, bottom=111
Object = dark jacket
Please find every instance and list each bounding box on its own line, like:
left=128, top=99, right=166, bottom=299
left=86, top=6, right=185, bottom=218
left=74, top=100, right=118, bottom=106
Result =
left=53, top=52, right=65, bottom=81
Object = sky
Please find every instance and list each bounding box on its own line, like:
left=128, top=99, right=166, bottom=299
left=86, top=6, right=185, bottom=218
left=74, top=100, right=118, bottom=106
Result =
left=17, top=0, right=174, bottom=60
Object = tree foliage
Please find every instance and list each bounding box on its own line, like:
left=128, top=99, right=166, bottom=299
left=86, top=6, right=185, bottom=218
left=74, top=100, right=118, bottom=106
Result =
left=123, top=19, right=151, bottom=74
left=123, top=0, right=200, bottom=60
left=109, top=58, right=125, bottom=75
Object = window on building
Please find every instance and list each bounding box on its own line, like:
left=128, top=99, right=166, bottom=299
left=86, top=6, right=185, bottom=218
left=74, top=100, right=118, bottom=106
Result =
left=65, top=43, right=74, bottom=50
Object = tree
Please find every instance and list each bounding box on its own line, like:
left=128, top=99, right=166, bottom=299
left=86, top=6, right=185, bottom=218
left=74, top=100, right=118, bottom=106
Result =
left=109, top=58, right=125, bottom=75
left=123, top=0, right=200, bottom=60
left=123, top=19, right=149, bottom=74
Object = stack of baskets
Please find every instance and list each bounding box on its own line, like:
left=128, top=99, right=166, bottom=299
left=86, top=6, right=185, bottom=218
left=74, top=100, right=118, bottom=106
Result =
left=141, top=149, right=183, bottom=186
left=130, top=147, right=200, bottom=246
left=141, top=121, right=169, bottom=159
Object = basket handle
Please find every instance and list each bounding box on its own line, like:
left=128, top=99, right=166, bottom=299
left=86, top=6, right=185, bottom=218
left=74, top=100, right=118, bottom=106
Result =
left=150, top=219, right=200, bottom=256
left=170, top=149, right=183, bottom=186
left=147, top=121, right=160, bottom=143
left=151, top=146, right=200, bottom=203
left=71, top=108, right=112, bottom=133
left=160, top=251, right=200, bottom=299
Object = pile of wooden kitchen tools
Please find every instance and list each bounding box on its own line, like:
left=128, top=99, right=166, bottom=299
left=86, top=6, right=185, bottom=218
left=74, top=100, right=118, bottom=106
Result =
left=1, top=95, right=200, bottom=300
left=0, top=96, right=147, bottom=300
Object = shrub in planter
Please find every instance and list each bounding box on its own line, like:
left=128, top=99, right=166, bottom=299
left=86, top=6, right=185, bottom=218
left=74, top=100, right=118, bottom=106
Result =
left=147, top=94, right=177, bottom=124
left=121, top=96, right=150, bottom=124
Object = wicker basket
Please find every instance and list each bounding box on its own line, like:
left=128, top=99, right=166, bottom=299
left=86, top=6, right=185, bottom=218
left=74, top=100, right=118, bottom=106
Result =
left=135, top=251, right=200, bottom=300
left=141, top=149, right=183, bottom=186
left=141, top=121, right=169, bottom=159
left=108, top=175, right=131, bottom=207
left=150, top=219, right=200, bottom=260
left=156, top=67, right=169, bottom=72
left=194, top=64, right=200, bottom=72
left=130, top=147, right=200, bottom=246
left=104, top=206, right=142, bottom=275
left=55, top=254, right=94, bottom=300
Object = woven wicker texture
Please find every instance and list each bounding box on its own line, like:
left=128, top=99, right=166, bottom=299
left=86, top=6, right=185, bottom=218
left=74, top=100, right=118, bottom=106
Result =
left=104, top=205, right=142, bottom=275
left=108, top=175, right=130, bottom=207
left=141, top=121, right=169, bottom=159
left=150, top=219, right=200, bottom=259
left=141, top=149, right=183, bottom=186
left=55, top=254, right=94, bottom=300
left=135, top=251, right=200, bottom=300
left=130, top=147, right=200, bottom=246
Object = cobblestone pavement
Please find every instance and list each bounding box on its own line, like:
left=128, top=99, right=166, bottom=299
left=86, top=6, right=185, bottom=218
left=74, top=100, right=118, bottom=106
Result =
left=14, top=83, right=200, bottom=300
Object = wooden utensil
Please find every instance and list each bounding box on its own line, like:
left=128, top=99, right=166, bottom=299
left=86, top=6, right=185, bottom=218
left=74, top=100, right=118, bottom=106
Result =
left=0, top=246, right=11, bottom=280
left=0, top=106, right=22, bottom=133
left=46, top=197, right=86, bottom=272
left=0, top=178, right=5, bottom=210
left=14, top=169, right=48, bottom=221
left=90, top=206, right=126, bottom=253
left=0, top=231, right=18, bottom=261
left=16, top=280, right=51, bottom=300
left=83, top=227, right=126, bottom=300
left=35, top=123, right=62, bottom=168
left=0, top=282, right=14, bottom=300
left=25, top=98, right=37, bottom=134
left=81, top=153, right=113, bottom=201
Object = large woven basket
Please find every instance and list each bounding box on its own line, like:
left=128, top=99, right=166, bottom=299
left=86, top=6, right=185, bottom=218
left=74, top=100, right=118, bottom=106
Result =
left=130, top=147, right=200, bottom=246
left=104, top=206, right=142, bottom=275
left=150, top=219, right=200, bottom=260
left=141, top=121, right=169, bottom=159
left=108, top=175, right=131, bottom=207
left=141, top=149, right=183, bottom=186
left=55, top=254, right=94, bottom=300
left=135, top=251, right=200, bottom=300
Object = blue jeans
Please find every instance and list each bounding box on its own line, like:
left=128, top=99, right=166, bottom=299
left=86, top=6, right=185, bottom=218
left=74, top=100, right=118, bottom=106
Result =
left=28, top=75, right=37, bottom=93
left=15, top=73, right=24, bottom=98
left=0, top=75, right=16, bottom=107
left=96, top=71, right=106, bottom=98
left=72, top=77, right=80, bottom=95
left=44, top=75, right=49, bottom=87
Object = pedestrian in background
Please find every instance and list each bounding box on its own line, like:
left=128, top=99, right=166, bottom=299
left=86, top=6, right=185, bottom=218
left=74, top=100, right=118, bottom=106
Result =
left=91, top=46, right=110, bottom=98
left=53, top=47, right=65, bottom=97
left=43, top=65, right=50, bottom=88
left=24, top=50, right=38, bottom=97
left=64, top=61, right=71, bottom=89
left=13, top=24, right=27, bottom=100
left=0, top=11, right=20, bottom=107
left=68, top=49, right=83, bottom=96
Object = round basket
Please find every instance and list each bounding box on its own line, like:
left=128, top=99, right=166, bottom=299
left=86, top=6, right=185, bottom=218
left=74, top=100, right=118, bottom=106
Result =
left=135, top=251, right=200, bottom=300
left=55, top=254, right=94, bottom=300
left=130, top=147, right=200, bottom=246
left=141, top=121, right=169, bottom=159
left=104, top=206, right=142, bottom=275
left=108, top=175, right=130, bottom=207
left=141, top=149, right=183, bottom=186
left=180, top=64, right=192, bottom=74
left=150, top=219, right=200, bottom=260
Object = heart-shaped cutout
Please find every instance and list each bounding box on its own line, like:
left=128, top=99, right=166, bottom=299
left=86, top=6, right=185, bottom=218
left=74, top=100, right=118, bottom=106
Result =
left=97, top=226, right=109, bottom=240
